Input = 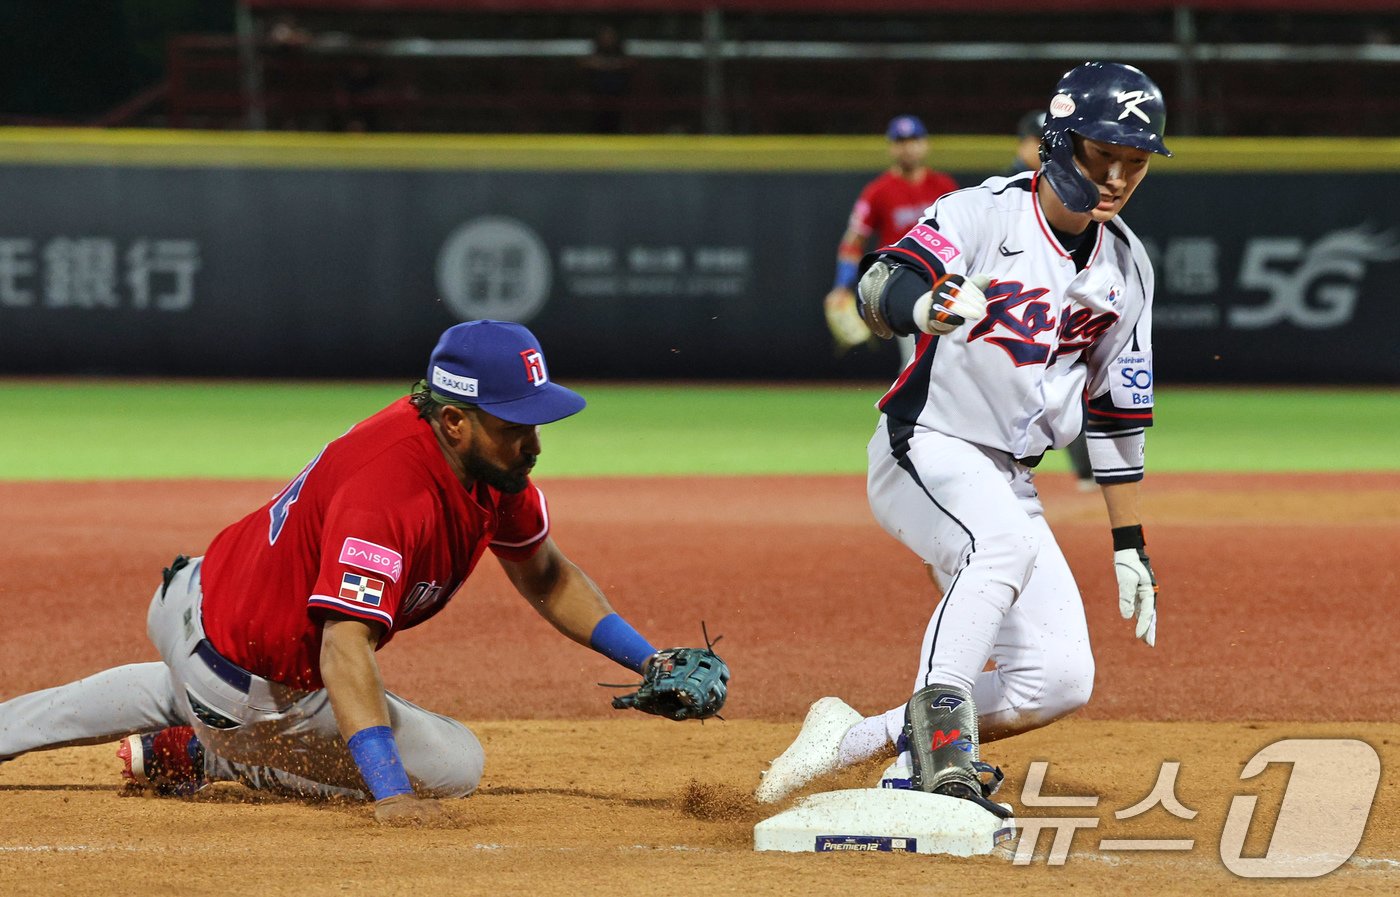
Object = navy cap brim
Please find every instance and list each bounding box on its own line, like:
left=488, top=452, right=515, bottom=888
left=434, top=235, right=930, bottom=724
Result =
left=477, top=382, right=587, bottom=425
left=1075, top=122, right=1172, bottom=158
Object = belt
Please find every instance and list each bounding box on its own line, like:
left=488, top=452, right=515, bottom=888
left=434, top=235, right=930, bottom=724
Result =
left=194, top=638, right=252, bottom=694
left=1015, top=452, right=1045, bottom=468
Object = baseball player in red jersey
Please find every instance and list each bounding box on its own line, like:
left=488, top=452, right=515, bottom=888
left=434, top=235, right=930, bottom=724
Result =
left=0, top=321, right=722, bottom=825
left=824, top=115, right=960, bottom=362
left=760, top=63, right=1169, bottom=813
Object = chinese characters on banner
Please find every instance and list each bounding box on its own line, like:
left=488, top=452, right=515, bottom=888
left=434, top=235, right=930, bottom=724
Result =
left=0, top=238, right=200, bottom=311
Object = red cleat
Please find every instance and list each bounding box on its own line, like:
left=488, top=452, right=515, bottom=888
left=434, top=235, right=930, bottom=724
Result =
left=117, top=726, right=205, bottom=796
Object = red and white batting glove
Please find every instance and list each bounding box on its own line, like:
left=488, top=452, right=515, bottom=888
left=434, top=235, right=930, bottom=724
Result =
left=913, top=274, right=991, bottom=336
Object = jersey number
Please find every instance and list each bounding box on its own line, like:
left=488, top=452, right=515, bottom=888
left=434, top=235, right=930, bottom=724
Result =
left=267, top=447, right=326, bottom=545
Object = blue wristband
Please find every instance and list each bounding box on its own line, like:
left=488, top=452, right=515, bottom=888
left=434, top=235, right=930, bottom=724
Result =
left=346, top=725, right=414, bottom=801
left=589, top=613, right=656, bottom=674
left=833, top=259, right=859, bottom=290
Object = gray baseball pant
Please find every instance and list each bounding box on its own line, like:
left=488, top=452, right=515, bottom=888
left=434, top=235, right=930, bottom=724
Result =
left=0, top=557, right=483, bottom=800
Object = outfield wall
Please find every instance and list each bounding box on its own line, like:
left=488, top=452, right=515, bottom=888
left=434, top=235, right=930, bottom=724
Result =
left=0, top=130, right=1396, bottom=383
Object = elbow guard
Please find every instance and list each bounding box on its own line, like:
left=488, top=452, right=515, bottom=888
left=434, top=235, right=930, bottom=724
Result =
left=857, top=260, right=932, bottom=338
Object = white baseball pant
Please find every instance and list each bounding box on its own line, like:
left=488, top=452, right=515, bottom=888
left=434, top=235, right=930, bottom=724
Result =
left=858, top=416, right=1095, bottom=748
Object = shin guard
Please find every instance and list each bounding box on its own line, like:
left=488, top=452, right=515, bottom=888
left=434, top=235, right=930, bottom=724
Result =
left=904, top=683, right=1011, bottom=819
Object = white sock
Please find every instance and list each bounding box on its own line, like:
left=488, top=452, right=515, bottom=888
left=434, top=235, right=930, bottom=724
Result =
left=881, top=706, right=907, bottom=743
left=837, top=715, right=892, bottom=765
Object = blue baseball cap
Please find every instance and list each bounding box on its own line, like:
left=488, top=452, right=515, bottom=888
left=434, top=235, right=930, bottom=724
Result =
left=886, top=115, right=928, bottom=141
left=427, top=320, right=585, bottom=425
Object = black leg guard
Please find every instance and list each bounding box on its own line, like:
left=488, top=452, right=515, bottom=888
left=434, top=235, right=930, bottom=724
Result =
left=904, top=683, right=1012, bottom=820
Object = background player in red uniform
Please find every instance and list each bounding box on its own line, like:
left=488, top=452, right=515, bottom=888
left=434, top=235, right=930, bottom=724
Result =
left=0, top=321, right=722, bottom=825
left=824, top=115, right=960, bottom=363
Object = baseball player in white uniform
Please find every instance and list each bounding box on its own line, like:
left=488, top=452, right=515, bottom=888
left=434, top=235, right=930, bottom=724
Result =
left=757, top=62, right=1169, bottom=811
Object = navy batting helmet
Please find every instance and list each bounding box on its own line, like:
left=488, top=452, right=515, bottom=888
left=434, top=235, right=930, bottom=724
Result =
left=1039, top=62, right=1172, bottom=213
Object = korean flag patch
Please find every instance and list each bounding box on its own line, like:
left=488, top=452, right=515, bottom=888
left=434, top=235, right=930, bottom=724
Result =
left=339, top=572, right=386, bottom=608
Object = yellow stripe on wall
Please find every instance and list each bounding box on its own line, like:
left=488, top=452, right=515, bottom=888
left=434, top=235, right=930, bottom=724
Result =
left=0, top=128, right=1396, bottom=172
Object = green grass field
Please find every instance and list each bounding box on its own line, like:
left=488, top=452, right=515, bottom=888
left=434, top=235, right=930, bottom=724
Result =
left=1, top=381, right=1396, bottom=480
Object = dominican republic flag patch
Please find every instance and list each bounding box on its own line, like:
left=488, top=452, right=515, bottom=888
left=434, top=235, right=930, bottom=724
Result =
left=339, top=572, right=386, bottom=607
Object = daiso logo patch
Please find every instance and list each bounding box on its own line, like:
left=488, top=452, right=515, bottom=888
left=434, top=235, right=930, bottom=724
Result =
left=339, top=537, right=404, bottom=583
left=906, top=225, right=961, bottom=264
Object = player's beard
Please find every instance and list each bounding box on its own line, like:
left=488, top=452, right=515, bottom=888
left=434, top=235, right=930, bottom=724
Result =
left=464, top=449, right=535, bottom=494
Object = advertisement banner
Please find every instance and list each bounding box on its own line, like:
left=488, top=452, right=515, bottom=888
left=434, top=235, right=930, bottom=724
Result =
left=0, top=165, right=1395, bottom=383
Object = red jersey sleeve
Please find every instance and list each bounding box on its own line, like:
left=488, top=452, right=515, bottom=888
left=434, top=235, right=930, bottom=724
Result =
left=489, top=483, right=550, bottom=561
left=305, top=481, right=422, bottom=632
left=930, top=172, right=961, bottom=201
left=846, top=179, right=881, bottom=238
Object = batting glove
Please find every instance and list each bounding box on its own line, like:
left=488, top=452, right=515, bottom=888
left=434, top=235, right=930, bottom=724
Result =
left=913, top=273, right=991, bottom=336
left=1114, top=547, right=1158, bottom=647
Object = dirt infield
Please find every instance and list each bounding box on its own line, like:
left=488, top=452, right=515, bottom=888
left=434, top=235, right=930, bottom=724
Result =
left=2, top=473, right=1398, bottom=895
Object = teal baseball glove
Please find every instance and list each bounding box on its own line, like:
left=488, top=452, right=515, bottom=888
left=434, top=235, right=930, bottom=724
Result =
left=610, top=642, right=729, bottom=721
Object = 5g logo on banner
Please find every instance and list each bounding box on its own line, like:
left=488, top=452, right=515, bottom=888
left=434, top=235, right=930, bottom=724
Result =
left=1230, top=225, right=1399, bottom=329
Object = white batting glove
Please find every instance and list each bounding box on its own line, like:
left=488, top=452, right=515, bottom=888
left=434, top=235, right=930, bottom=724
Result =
left=913, top=274, right=991, bottom=336
left=1114, top=547, right=1158, bottom=647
